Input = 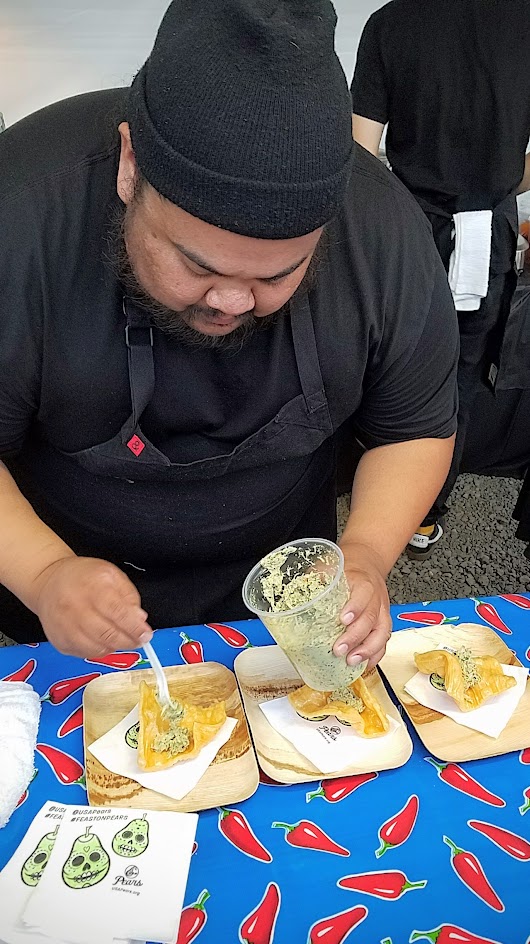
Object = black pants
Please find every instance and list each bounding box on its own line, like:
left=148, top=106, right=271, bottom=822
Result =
left=422, top=212, right=517, bottom=528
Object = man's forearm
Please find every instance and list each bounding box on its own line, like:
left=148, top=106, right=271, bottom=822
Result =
left=517, top=153, right=530, bottom=195
left=351, top=114, right=385, bottom=157
left=340, top=436, right=455, bottom=574
left=0, top=461, right=75, bottom=611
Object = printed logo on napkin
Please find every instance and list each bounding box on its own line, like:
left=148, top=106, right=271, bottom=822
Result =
left=21, top=805, right=197, bottom=944
left=404, top=649, right=528, bottom=738
left=259, top=696, right=399, bottom=775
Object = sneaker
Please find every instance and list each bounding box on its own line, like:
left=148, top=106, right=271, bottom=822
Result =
left=406, top=519, right=445, bottom=561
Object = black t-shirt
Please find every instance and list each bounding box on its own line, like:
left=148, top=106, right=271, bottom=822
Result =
left=0, top=89, right=458, bottom=564
left=351, top=0, right=530, bottom=212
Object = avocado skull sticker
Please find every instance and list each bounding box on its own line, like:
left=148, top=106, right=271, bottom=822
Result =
left=112, top=813, right=149, bottom=857
left=62, top=828, right=110, bottom=889
left=21, top=824, right=60, bottom=886
left=125, top=721, right=139, bottom=750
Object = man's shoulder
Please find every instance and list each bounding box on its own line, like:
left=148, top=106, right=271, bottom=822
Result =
left=364, top=0, right=413, bottom=30
left=0, top=88, right=126, bottom=208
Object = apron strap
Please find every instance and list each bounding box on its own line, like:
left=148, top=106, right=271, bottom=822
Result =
left=290, top=291, right=327, bottom=414
left=123, top=298, right=155, bottom=427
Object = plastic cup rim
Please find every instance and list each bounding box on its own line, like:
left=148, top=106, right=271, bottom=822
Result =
left=242, top=537, right=345, bottom=618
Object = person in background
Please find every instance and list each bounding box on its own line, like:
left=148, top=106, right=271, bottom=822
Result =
left=351, top=0, right=530, bottom=560
left=0, top=0, right=458, bottom=663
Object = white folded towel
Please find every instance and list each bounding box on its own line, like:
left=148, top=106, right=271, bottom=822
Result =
left=0, top=681, right=41, bottom=829
left=448, top=210, right=493, bottom=310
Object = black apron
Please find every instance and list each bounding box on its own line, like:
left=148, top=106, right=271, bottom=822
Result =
left=414, top=191, right=518, bottom=388
left=4, top=293, right=338, bottom=641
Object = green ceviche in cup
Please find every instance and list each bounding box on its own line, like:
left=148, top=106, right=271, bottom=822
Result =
left=243, top=538, right=368, bottom=691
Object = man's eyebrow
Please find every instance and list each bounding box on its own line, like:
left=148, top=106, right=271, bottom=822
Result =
left=174, top=243, right=309, bottom=280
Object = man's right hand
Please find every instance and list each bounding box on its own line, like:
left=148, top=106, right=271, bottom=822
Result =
left=32, top=557, right=153, bottom=658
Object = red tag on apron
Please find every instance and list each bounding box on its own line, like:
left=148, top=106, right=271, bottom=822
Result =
left=127, top=435, right=145, bottom=457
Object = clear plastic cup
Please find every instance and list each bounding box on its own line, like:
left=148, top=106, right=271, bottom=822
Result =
left=242, top=538, right=368, bottom=691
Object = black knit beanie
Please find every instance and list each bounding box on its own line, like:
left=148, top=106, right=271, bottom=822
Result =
left=128, top=0, right=354, bottom=239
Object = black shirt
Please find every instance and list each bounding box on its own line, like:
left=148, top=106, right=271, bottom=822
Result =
left=0, top=89, right=458, bottom=566
left=351, top=0, right=530, bottom=213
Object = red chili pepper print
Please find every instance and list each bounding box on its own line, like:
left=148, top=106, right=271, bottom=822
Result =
left=205, top=623, right=251, bottom=648
left=500, top=593, right=530, bottom=610
left=472, top=599, right=512, bottom=635
left=519, top=786, right=530, bottom=815
left=337, top=869, right=427, bottom=900
left=36, top=743, right=86, bottom=786
left=306, top=772, right=378, bottom=803
left=239, top=883, right=280, bottom=944
left=397, top=611, right=458, bottom=625
left=16, top=769, right=38, bottom=809
left=520, top=747, right=530, bottom=765
left=41, top=672, right=101, bottom=705
left=85, top=651, right=148, bottom=670
left=467, top=819, right=530, bottom=861
left=176, top=889, right=209, bottom=944
left=424, top=757, right=505, bottom=806
left=443, top=835, right=504, bottom=911
left=57, top=705, right=84, bottom=738
left=179, top=632, right=204, bottom=664
left=2, top=658, right=37, bottom=683
left=307, top=905, right=368, bottom=944
left=192, top=841, right=198, bottom=856
left=410, top=924, right=502, bottom=944
left=375, top=795, right=419, bottom=857
left=16, top=788, right=29, bottom=809
left=272, top=820, right=349, bottom=857
left=218, top=808, right=272, bottom=862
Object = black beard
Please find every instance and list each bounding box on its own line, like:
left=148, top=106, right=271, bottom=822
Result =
left=104, top=200, right=326, bottom=351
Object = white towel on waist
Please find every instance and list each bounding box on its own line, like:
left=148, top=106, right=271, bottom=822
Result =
left=448, top=210, right=493, bottom=310
left=0, top=682, right=41, bottom=829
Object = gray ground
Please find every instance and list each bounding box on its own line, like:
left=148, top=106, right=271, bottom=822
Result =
left=338, top=472, right=530, bottom=602
left=1, top=473, right=528, bottom=648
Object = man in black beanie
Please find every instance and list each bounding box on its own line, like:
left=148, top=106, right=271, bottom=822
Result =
left=0, top=0, right=457, bottom=666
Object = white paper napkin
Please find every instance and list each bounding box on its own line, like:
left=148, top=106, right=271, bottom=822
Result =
left=404, top=661, right=528, bottom=738
left=0, top=800, right=141, bottom=944
left=21, top=805, right=197, bottom=944
left=89, top=705, right=237, bottom=801
left=259, top=696, right=399, bottom=774
left=0, top=802, right=68, bottom=944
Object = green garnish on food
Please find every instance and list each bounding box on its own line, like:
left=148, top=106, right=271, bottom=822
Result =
left=152, top=726, right=190, bottom=756
left=161, top=699, right=185, bottom=722
left=329, top=687, right=365, bottom=712
left=454, top=646, right=481, bottom=688
left=152, top=698, right=189, bottom=755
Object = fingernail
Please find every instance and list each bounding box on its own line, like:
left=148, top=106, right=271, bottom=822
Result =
left=335, top=643, right=349, bottom=656
left=139, top=631, right=153, bottom=645
left=341, top=612, right=354, bottom=626
left=347, top=653, right=363, bottom=666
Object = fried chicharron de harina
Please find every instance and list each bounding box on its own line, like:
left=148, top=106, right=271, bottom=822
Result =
left=414, top=647, right=516, bottom=712
left=138, top=680, right=226, bottom=771
left=288, top=675, right=389, bottom=737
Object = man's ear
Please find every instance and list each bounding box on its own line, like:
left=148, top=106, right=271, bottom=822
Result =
left=117, top=122, right=137, bottom=205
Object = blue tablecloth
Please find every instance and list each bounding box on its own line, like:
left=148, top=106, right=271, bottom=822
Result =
left=1, top=596, right=529, bottom=944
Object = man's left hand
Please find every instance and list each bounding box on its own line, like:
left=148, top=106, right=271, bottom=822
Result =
left=333, top=541, right=392, bottom=669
